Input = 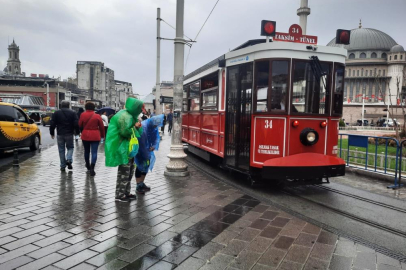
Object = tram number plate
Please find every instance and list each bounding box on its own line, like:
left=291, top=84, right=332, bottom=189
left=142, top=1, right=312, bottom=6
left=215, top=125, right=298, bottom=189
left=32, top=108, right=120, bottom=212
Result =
left=264, top=120, right=272, bottom=129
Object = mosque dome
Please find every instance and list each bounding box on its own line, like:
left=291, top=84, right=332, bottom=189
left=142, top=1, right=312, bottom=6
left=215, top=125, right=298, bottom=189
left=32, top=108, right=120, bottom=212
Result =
left=327, top=28, right=397, bottom=51
left=390, top=44, right=405, bottom=53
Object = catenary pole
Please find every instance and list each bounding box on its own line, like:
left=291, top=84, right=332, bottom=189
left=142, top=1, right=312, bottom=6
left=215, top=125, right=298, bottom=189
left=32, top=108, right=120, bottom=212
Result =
left=155, top=8, right=162, bottom=115
left=165, top=0, right=189, bottom=177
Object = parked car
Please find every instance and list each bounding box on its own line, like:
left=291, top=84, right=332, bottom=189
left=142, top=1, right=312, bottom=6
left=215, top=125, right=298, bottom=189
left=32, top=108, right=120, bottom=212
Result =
left=41, top=112, right=53, bottom=126
left=0, top=102, right=41, bottom=154
left=27, top=110, right=43, bottom=123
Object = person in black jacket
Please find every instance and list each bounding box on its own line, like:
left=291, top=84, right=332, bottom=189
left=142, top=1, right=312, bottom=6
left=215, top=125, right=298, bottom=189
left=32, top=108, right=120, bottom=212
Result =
left=50, top=101, right=80, bottom=171
left=76, top=108, right=85, bottom=141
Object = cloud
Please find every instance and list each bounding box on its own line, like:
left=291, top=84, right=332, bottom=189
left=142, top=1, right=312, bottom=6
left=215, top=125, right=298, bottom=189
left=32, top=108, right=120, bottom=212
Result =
left=0, top=0, right=405, bottom=95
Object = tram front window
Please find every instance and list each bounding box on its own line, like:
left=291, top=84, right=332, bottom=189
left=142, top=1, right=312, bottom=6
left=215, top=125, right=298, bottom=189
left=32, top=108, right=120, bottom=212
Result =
left=255, top=61, right=269, bottom=112
left=292, top=61, right=330, bottom=114
left=270, top=61, right=289, bottom=111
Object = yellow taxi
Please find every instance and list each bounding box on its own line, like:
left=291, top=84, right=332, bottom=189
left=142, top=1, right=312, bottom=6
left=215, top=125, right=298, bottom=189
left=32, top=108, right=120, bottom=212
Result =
left=0, top=102, right=41, bottom=154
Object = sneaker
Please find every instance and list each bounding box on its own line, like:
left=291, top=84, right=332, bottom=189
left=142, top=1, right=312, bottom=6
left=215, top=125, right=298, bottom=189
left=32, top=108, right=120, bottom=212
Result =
left=136, top=187, right=145, bottom=195
left=141, top=182, right=151, bottom=191
left=66, top=161, right=73, bottom=170
left=127, top=194, right=137, bottom=200
left=115, top=196, right=130, bottom=202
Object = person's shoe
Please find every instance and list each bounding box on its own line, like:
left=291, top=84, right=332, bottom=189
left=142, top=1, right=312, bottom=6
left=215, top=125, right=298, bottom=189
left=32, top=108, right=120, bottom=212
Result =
left=60, top=167, right=66, bottom=172
left=115, top=196, right=130, bottom=202
left=127, top=194, right=137, bottom=200
left=141, top=182, right=151, bottom=191
left=66, top=161, right=73, bottom=170
left=90, top=164, right=96, bottom=176
left=136, top=187, right=145, bottom=195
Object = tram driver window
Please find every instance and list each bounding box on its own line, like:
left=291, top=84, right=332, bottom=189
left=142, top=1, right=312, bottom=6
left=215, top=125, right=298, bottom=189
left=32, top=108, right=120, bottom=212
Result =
left=270, top=61, right=289, bottom=111
left=292, top=61, right=330, bottom=114
left=255, top=61, right=269, bottom=112
left=188, top=81, right=200, bottom=111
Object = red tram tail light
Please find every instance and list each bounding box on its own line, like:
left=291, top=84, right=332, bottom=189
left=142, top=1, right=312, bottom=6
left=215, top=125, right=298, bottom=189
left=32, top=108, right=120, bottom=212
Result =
left=320, top=121, right=327, bottom=128
left=292, top=120, right=300, bottom=127
left=335, top=29, right=351, bottom=45
left=261, top=20, right=276, bottom=37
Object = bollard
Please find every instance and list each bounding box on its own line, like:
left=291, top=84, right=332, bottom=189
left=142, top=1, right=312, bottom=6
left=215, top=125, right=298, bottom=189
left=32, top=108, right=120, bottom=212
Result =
left=12, top=149, right=19, bottom=167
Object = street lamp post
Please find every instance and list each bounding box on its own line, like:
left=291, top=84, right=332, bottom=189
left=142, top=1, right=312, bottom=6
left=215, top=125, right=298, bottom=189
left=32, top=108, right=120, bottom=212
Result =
left=164, top=0, right=189, bottom=177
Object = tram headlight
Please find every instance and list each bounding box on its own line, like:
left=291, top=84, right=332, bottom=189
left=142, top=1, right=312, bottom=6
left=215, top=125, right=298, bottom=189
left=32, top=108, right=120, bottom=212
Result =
left=300, top=128, right=319, bottom=146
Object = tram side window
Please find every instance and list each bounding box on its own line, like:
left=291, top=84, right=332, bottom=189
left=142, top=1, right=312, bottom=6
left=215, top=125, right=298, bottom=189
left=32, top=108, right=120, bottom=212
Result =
left=201, top=73, right=219, bottom=110
left=255, top=61, right=269, bottom=112
left=333, top=65, right=345, bottom=115
left=188, top=81, right=200, bottom=111
left=270, top=61, right=289, bottom=111
left=183, top=85, right=189, bottom=112
left=292, top=61, right=330, bottom=114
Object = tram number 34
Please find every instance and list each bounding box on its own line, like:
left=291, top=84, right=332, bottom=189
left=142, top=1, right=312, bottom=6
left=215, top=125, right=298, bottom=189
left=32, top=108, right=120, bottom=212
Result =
left=264, top=120, right=273, bottom=129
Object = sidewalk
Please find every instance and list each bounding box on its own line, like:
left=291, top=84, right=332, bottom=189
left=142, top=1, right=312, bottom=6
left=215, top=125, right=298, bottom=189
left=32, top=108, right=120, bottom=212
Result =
left=0, top=135, right=405, bottom=270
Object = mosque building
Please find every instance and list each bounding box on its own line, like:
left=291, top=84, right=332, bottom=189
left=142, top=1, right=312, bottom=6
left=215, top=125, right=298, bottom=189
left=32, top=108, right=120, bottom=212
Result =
left=326, top=21, right=406, bottom=125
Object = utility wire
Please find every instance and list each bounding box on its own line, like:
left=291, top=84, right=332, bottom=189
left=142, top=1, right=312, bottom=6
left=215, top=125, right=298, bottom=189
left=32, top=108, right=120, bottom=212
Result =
left=185, top=0, right=220, bottom=73
left=161, top=19, right=193, bottom=41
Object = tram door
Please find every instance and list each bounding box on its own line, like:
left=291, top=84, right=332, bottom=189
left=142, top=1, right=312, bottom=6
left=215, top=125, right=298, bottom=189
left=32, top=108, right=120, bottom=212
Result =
left=225, top=63, right=253, bottom=171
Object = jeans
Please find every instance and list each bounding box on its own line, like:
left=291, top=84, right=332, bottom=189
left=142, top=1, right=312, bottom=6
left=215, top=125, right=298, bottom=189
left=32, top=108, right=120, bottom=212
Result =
left=83, top=141, right=100, bottom=165
left=57, top=135, right=74, bottom=168
left=168, top=121, right=173, bottom=133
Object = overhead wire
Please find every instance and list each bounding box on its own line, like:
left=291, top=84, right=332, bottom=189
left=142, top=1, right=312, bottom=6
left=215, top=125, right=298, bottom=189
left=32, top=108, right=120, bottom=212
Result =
left=185, top=0, right=220, bottom=73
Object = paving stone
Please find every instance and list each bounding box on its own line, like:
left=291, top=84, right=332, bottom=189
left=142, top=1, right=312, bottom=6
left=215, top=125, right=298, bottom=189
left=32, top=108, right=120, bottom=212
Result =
left=260, top=211, right=279, bottom=221
left=163, top=244, right=198, bottom=265
left=310, top=242, right=335, bottom=261
left=200, top=253, right=234, bottom=270
left=285, top=244, right=311, bottom=264
left=229, top=250, right=262, bottom=270
left=69, top=262, right=97, bottom=270
left=53, top=249, right=98, bottom=269
left=257, top=248, right=286, bottom=268
left=35, top=231, right=74, bottom=247
left=0, top=256, right=34, bottom=270
left=259, top=226, right=281, bottom=239
left=278, top=260, right=303, bottom=270
left=294, top=233, right=318, bottom=247
left=148, top=260, right=175, bottom=270
left=95, top=259, right=128, bottom=270
left=251, top=205, right=269, bottom=213
left=147, top=240, right=182, bottom=260
left=219, top=239, right=249, bottom=257
left=212, top=230, right=239, bottom=245
left=377, top=264, right=402, bottom=270
left=120, top=256, right=158, bottom=270
left=226, top=219, right=252, bottom=234
left=273, top=236, right=295, bottom=250
left=246, top=236, right=273, bottom=254
left=12, top=225, right=51, bottom=239
left=316, top=230, right=338, bottom=246
left=356, top=243, right=376, bottom=253
left=329, top=254, right=353, bottom=270
left=269, top=217, right=290, bottom=228
left=193, top=242, right=225, bottom=260
left=377, top=253, right=401, bottom=267
left=175, top=256, right=206, bottom=270
left=0, top=244, right=39, bottom=264
left=302, top=223, right=321, bottom=235
left=118, top=243, right=156, bottom=263
left=249, top=219, right=270, bottom=230
left=251, top=263, right=275, bottom=270
left=27, top=241, right=71, bottom=259
left=353, top=252, right=377, bottom=270
left=86, top=246, right=127, bottom=267
left=58, top=239, right=99, bottom=256
left=0, top=235, right=17, bottom=246
left=235, top=227, right=260, bottom=242
left=16, top=253, right=66, bottom=270
left=117, top=233, right=151, bottom=250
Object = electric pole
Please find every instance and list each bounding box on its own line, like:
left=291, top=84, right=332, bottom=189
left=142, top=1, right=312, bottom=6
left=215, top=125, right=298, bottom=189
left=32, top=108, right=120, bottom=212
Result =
left=155, top=8, right=162, bottom=115
left=165, top=0, right=189, bottom=177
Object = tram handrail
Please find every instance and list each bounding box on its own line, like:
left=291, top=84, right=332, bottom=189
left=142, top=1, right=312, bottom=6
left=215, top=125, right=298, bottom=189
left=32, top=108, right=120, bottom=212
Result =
left=339, top=134, right=401, bottom=189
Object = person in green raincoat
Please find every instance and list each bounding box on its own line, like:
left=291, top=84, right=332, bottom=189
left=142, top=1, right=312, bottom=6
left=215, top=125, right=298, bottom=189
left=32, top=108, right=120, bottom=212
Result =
left=105, top=97, right=144, bottom=202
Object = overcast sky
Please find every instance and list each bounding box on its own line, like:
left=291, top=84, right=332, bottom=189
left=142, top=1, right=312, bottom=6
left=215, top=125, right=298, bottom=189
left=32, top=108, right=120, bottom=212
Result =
left=0, top=0, right=405, bottom=96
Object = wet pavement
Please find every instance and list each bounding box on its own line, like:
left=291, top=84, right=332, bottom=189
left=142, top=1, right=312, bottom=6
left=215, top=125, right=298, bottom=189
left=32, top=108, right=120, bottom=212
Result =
left=0, top=135, right=406, bottom=269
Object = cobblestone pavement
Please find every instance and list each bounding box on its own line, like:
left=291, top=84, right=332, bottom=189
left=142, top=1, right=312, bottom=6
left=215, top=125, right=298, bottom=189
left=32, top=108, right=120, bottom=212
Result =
left=0, top=135, right=405, bottom=270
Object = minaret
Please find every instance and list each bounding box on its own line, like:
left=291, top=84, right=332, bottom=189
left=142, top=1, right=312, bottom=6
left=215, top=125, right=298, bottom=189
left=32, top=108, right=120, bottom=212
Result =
left=6, top=39, right=21, bottom=75
left=297, top=0, right=311, bottom=35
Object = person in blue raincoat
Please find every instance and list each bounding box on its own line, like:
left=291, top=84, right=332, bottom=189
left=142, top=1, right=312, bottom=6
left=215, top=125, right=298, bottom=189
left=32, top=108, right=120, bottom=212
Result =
left=134, top=114, right=164, bottom=194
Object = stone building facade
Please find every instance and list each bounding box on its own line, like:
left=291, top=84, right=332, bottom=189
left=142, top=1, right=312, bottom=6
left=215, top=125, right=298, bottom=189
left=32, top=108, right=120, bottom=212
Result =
left=3, top=39, right=22, bottom=76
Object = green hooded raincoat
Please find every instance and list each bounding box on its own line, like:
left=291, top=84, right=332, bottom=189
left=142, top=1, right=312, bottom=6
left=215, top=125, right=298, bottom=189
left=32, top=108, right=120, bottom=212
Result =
left=105, top=98, right=143, bottom=167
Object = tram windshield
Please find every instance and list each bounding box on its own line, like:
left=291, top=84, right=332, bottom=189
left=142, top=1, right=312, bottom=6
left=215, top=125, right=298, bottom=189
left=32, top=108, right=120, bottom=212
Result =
left=292, top=61, right=331, bottom=115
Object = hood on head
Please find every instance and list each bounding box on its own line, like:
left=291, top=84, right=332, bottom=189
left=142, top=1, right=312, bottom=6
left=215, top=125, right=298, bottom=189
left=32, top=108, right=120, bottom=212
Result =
left=125, top=97, right=144, bottom=118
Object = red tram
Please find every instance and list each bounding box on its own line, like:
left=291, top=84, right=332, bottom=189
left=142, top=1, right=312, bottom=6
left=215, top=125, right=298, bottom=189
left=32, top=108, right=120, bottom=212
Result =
left=182, top=24, right=348, bottom=184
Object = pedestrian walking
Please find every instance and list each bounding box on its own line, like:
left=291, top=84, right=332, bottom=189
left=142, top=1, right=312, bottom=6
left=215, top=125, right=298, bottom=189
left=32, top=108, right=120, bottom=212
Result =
left=167, top=109, right=173, bottom=134
left=161, top=114, right=166, bottom=134
left=50, top=101, right=79, bottom=171
left=101, top=111, right=109, bottom=142
left=76, top=108, right=84, bottom=141
left=79, top=102, right=105, bottom=176
left=134, top=114, right=164, bottom=195
left=105, top=97, right=144, bottom=202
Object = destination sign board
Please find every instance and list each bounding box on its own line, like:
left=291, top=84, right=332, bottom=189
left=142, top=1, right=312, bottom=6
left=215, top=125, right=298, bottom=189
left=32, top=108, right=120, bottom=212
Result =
left=274, top=24, right=318, bottom=45
left=160, top=96, right=173, bottom=104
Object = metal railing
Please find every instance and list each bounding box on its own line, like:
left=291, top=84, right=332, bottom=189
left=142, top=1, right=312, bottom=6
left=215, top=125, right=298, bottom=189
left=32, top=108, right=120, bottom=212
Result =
left=338, top=134, right=401, bottom=189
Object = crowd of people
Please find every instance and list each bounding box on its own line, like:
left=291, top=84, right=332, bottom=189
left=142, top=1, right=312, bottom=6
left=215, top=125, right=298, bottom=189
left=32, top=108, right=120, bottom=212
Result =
left=49, top=98, right=170, bottom=202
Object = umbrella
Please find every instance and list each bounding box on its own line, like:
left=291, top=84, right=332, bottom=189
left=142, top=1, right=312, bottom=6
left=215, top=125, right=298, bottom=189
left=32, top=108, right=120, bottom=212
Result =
left=97, top=107, right=116, bottom=116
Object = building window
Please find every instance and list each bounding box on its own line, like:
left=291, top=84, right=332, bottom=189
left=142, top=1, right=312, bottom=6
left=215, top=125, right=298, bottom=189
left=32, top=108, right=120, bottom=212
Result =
left=353, top=70, right=355, bottom=76
left=402, top=55, right=404, bottom=60
left=382, top=53, right=387, bottom=59
left=395, top=55, right=398, bottom=60
left=349, top=53, right=355, bottom=59
left=360, top=52, right=366, bottom=58
left=390, top=56, right=392, bottom=60
left=361, top=68, right=364, bottom=76
left=374, top=68, right=377, bottom=76
left=370, top=70, right=372, bottom=76
left=357, top=70, right=359, bottom=76
left=383, top=70, right=386, bottom=76
left=345, top=70, right=347, bottom=77
left=371, top=52, right=377, bottom=58
left=9, top=52, right=11, bottom=58
left=14, top=52, right=17, bottom=59
left=348, top=69, right=351, bottom=77
left=378, top=70, right=381, bottom=76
